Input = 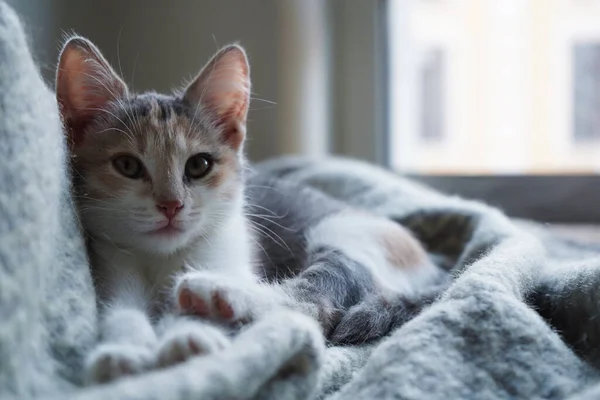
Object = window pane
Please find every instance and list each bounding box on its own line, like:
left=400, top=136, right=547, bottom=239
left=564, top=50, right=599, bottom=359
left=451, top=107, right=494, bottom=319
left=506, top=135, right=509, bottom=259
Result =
left=388, top=0, right=600, bottom=175
left=419, top=48, right=445, bottom=141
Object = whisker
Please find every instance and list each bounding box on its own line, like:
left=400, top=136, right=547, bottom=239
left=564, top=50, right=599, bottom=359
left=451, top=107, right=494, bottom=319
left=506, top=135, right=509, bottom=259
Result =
left=250, top=96, right=276, bottom=105
left=247, top=222, right=292, bottom=254
left=245, top=213, right=297, bottom=232
left=247, top=203, right=290, bottom=218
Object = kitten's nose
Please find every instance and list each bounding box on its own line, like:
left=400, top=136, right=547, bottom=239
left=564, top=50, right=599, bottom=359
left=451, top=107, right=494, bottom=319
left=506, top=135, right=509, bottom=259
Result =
left=156, top=200, right=183, bottom=218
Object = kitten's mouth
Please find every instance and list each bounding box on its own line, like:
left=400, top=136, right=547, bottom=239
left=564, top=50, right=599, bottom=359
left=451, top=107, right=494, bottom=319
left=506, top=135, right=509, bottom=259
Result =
left=149, top=223, right=183, bottom=237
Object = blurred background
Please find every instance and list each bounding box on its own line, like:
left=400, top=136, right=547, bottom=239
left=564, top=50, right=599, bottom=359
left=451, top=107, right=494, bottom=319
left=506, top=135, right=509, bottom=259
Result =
left=8, top=0, right=600, bottom=226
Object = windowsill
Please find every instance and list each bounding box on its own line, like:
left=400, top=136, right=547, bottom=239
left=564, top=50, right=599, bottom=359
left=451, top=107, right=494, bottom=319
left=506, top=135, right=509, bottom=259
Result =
left=410, top=174, right=600, bottom=223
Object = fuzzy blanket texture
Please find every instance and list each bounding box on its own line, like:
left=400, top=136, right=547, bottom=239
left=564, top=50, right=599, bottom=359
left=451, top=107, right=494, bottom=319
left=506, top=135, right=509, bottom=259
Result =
left=2, top=3, right=600, bottom=399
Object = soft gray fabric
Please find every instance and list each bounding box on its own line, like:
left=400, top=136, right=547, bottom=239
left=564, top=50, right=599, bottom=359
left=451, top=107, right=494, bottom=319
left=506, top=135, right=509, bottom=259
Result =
left=0, top=2, right=96, bottom=397
left=3, top=3, right=600, bottom=399
left=259, top=157, right=600, bottom=399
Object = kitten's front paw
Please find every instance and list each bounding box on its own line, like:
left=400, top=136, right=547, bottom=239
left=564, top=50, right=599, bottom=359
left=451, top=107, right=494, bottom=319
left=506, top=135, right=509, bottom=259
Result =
left=85, top=343, right=155, bottom=384
left=156, top=322, right=231, bottom=367
left=175, top=273, right=271, bottom=324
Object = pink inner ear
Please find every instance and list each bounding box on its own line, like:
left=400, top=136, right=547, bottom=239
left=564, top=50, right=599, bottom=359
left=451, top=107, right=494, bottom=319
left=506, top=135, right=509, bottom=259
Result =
left=58, top=73, right=111, bottom=146
left=184, top=46, right=251, bottom=141
left=200, top=70, right=250, bottom=150
left=56, top=39, right=128, bottom=146
left=205, top=90, right=248, bottom=150
left=59, top=99, right=104, bottom=146
left=206, top=93, right=248, bottom=122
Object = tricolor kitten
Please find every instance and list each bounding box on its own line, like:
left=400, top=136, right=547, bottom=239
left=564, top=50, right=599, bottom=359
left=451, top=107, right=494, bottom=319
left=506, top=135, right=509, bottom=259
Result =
left=57, top=37, right=443, bottom=384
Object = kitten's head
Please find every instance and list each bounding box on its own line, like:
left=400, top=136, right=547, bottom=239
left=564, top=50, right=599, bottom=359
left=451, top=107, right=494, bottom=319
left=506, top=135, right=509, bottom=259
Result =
left=56, top=36, right=251, bottom=254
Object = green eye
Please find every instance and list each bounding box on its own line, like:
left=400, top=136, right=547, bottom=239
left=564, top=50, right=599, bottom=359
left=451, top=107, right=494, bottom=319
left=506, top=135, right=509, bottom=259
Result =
left=112, top=155, right=145, bottom=179
left=185, top=153, right=213, bottom=180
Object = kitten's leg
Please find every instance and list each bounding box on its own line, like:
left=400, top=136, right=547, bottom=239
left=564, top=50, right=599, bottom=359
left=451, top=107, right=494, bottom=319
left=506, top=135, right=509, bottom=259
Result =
left=283, top=212, right=446, bottom=339
left=173, top=252, right=370, bottom=331
left=172, top=239, right=438, bottom=341
left=174, top=270, right=285, bottom=324
left=85, top=271, right=158, bottom=384
left=154, top=315, right=231, bottom=368
left=174, top=212, right=443, bottom=339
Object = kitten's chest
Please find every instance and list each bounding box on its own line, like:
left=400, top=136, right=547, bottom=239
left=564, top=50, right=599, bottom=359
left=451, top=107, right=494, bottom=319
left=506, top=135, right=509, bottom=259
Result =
left=124, top=243, right=228, bottom=290
left=91, top=244, right=187, bottom=299
left=91, top=220, right=253, bottom=305
left=139, top=256, right=185, bottom=289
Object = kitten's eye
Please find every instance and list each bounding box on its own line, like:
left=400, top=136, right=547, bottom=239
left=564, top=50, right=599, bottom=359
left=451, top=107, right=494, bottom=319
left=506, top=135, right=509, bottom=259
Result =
left=185, top=153, right=213, bottom=180
left=112, top=155, right=145, bottom=179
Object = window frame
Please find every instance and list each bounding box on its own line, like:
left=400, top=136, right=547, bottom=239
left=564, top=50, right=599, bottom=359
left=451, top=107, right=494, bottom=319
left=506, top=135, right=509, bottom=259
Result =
left=328, top=0, right=390, bottom=165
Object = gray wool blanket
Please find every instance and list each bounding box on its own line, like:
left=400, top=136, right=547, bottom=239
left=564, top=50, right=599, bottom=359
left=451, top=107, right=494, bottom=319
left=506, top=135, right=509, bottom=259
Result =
left=2, top=3, right=600, bottom=399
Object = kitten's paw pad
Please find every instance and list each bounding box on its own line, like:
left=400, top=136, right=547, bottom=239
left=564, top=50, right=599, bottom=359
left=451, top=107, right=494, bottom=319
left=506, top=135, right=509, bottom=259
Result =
left=156, top=324, right=231, bottom=367
left=175, top=275, right=264, bottom=323
left=85, top=344, right=154, bottom=384
left=178, top=287, right=234, bottom=320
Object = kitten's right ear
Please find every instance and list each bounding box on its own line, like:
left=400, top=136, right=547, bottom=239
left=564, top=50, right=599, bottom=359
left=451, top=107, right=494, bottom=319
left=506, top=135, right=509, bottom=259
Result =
left=56, top=36, right=128, bottom=146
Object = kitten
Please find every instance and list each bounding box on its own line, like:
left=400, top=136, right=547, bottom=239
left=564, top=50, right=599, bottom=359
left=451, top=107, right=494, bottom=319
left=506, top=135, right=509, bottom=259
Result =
left=56, top=36, right=444, bottom=384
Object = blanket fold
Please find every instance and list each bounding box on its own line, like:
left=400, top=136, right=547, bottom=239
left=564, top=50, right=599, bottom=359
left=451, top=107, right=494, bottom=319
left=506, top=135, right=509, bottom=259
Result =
left=64, top=312, right=324, bottom=400
left=2, top=3, right=600, bottom=399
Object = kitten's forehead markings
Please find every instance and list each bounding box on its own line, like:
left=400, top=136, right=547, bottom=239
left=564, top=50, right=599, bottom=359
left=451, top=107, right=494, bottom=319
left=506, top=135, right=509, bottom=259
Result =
left=174, top=131, right=188, bottom=153
left=149, top=98, right=162, bottom=125
left=133, top=100, right=188, bottom=200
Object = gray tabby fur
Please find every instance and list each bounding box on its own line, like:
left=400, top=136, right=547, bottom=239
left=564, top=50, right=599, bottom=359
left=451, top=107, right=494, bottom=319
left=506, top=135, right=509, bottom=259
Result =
left=3, top=3, right=600, bottom=399
left=246, top=172, right=342, bottom=281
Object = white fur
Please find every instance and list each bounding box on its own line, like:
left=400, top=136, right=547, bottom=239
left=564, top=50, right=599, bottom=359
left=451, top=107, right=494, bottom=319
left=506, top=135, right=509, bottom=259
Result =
left=91, top=201, right=256, bottom=304
left=306, top=212, right=441, bottom=297
left=155, top=317, right=231, bottom=368
left=86, top=199, right=259, bottom=383
left=85, top=343, right=155, bottom=384
left=173, top=270, right=286, bottom=322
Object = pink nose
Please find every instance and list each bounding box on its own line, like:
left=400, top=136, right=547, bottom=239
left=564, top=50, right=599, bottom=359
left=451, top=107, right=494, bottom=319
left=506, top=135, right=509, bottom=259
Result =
left=156, top=200, right=183, bottom=218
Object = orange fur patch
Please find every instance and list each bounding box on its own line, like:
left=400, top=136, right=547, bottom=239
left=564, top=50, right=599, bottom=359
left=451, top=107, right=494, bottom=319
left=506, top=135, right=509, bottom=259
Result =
left=206, top=152, right=237, bottom=189
left=377, top=221, right=429, bottom=270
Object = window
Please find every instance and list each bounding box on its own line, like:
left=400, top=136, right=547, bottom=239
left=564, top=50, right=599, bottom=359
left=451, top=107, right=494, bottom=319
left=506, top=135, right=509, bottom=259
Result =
left=384, top=0, right=600, bottom=221
left=389, top=0, right=600, bottom=175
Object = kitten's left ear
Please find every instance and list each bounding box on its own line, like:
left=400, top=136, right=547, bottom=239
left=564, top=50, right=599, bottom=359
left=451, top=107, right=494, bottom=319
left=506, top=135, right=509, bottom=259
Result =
left=56, top=36, right=129, bottom=146
left=184, top=45, right=250, bottom=151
